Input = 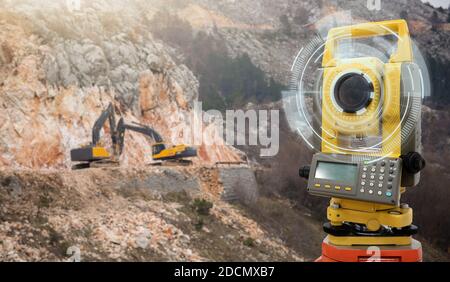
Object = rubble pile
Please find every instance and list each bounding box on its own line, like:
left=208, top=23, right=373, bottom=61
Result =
left=0, top=167, right=302, bottom=261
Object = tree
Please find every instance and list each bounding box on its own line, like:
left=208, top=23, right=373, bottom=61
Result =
left=293, top=7, right=309, bottom=26
left=430, top=11, right=441, bottom=31
left=316, top=0, right=323, bottom=9
left=149, top=11, right=194, bottom=49
left=400, top=10, right=408, bottom=20
left=149, top=11, right=285, bottom=110
left=279, top=15, right=292, bottom=36
left=447, top=4, right=450, bottom=23
left=430, top=11, right=440, bottom=24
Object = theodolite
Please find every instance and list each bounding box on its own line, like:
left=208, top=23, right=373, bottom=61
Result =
left=299, top=20, right=426, bottom=262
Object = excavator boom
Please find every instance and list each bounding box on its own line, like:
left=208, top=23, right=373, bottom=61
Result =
left=116, top=118, right=197, bottom=161
left=70, top=103, right=118, bottom=164
left=92, top=103, right=117, bottom=146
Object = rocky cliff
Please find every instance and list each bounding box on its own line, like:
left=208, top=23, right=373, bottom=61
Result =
left=0, top=2, right=243, bottom=169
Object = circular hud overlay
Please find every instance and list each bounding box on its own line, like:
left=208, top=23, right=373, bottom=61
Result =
left=283, top=13, right=430, bottom=162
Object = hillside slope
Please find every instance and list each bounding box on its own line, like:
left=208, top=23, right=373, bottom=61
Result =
left=0, top=166, right=302, bottom=261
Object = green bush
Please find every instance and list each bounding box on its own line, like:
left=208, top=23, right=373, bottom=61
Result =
left=191, top=198, right=213, bottom=216
left=194, top=218, right=204, bottom=231
left=243, top=237, right=255, bottom=247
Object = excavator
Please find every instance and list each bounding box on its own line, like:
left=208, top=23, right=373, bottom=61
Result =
left=115, top=117, right=197, bottom=165
left=70, top=103, right=197, bottom=169
left=70, top=103, right=119, bottom=169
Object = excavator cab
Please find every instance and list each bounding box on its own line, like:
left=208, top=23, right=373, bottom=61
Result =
left=152, top=143, right=166, bottom=156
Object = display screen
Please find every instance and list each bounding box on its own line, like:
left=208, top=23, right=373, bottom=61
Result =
left=315, top=161, right=358, bottom=184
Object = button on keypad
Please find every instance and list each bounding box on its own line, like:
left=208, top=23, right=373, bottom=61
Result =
left=355, top=158, right=401, bottom=205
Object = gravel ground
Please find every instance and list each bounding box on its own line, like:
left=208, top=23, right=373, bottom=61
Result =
left=0, top=166, right=302, bottom=262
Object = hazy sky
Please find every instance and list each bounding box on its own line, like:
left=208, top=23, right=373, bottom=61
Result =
left=422, top=0, right=450, bottom=8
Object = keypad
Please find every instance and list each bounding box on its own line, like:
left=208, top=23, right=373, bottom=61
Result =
left=357, top=158, right=401, bottom=205
left=307, top=154, right=401, bottom=206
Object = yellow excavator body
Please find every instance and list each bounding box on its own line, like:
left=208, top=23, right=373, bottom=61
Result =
left=152, top=143, right=197, bottom=161
left=70, top=146, right=110, bottom=162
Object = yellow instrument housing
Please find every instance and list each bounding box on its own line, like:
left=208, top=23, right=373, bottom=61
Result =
left=328, top=198, right=413, bottom=230
left=322, top=19, right=413, bottom=68
left=319, top=20, right=416, bottom=246
left=328, top=235, right=412, bottom=246
left=321, top=20, right=412, bottom=158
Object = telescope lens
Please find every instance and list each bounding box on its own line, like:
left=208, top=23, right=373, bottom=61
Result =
left=334, top=73, right=373, bottom=113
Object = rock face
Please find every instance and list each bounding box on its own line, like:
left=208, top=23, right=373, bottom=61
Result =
left=0, top=2, right=243, bottom=169
left=219, top=167, right=258, bottom=204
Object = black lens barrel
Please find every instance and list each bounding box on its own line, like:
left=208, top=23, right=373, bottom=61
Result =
left=334, top=73, right=374, bottom=113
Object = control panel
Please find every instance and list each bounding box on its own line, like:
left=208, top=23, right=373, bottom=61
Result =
left=306, top=153, right=402, bottom=205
